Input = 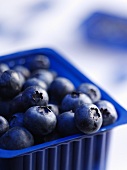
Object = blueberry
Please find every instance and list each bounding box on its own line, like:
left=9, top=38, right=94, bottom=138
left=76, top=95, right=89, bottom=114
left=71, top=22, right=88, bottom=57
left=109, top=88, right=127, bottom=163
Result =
left=0, top=63, right=9, bottom=75
left=22, top=78, right=47, bottom=91
left=21, top=86, right=49, bottom=110
left=0, top=100, right=11, bottom=119
left=75, top=104, right=102, bottom=134
left=30, top=55, right=50, bottom=71
left=78, top=83, right=101, bottom=103
left=9, top=113, right=24, bottom=128
left=95, top=100, right=118, bottom=126
left=0, top=127, right=34, bottom=150
left=47, top=104, right=59, bottom=116
left=31, top=69, right=54, bottom=86
left=61, top=91, right=92, bottom=112
left=17, top=72, right=25, bottom=86
left=57, top=111, right=79, bottom=137
left=50, top=70, right=58, bottom=79
left=0, top=70, right=22, bottom=99
left=13, top=65, right=30, bottom=79
left=48, top=77, right=75, bottom=105
left=24, top=106, right=57, bottom=136
left=10, top=93, right=25, bottom=114
left=0, top=116, right=9, bottom=137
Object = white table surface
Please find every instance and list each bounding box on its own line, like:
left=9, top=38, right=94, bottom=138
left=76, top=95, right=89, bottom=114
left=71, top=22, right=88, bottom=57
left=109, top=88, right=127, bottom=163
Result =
left=0, top=1, right=127, bottom=169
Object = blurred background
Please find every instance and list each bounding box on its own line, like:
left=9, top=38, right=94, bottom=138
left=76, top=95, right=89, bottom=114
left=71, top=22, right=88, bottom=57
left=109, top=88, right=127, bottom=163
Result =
left=1, top=0, right=127, bottom=169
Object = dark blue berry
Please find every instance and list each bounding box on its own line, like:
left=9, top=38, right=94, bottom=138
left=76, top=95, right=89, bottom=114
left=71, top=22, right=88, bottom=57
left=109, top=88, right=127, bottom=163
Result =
left=0, top=116, right=9, bottom=137
left=95, top=100, right=118, bottom=126
left=48, top=77, right=75, bottom=105
left=17, top=72, right=25, bottom=86
left=0, top=100, right=11, bottom=119
left=10, top=93, right=24, bottom=114
left=13, top=65, right=30, bottom=79
left=30, top=55, right=50, bottom=71
left=47, top=104, right=59, bottom=116
left=9, top=113, right=24, bottom=128
left=75, top=104, right=102, bottom=134
left=50, top=70, right=58, bottom=79
left=57, top=111, right=79, bottom=137
left=23, top=78, right=47, bottom=91
left=78, top=83, right=101, bottom=103
left=61, top=91, right=92, bottom=112
left=0, top=127, right=34, bottom=150
left=0, top=70, right=22, bottom=99
left=24, top=106, right=57, bottom=136
left=0, top=63, right=9, bottom=76
left=31, top=69, right=54, bottom=86
left=21, top=86, right=49, bottom=110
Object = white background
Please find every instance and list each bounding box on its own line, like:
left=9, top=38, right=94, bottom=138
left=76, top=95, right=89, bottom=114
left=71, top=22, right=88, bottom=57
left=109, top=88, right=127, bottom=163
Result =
left=0, top=1, right=127, bottom=169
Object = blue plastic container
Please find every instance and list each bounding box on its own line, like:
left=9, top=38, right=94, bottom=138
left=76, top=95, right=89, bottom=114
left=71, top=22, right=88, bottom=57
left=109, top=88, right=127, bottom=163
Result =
left=83, top=12, right=127, bottom=49
left=0, top=48, right=127, bottom=170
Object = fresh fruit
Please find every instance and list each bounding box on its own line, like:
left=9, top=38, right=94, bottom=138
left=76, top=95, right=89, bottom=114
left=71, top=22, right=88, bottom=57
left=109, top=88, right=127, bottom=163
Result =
left=9, top=113, right=24, bottom=128
left=17, top=72, right=25, bottom=86
left=48, top=77, right=75, bottom=105
left=95, top=100, right=118, bottom=126
left=24, top=106, right=57, bottom=136
left=0, top=63, right=9, bottom=75
left=78, top=83, right=101, bottom=103
left=75, top=104, right=103, bottom=134
left=57, top=111, right=79, bottom=137
left=0, top=53, right=118, bottom=150
left=0, top=116, right=9, bottom=137
left=61, top=91, right=92, bottom=112
left=30, top=55, right=50, bottom=71
left=10, top=93, right=24, bottom=114
left=0, top=101, right=11, bottom=119
left=0, top=70, right=22, bottom=99
left=13, top=65, right=30, bottom=79
left=21, top=86, right=49, bottom=110
left=0, top=127, right=34, bottom=150
left=22, top=78, right=47, bottom=90
left=47, top=104, right=59, bottom=116
left=31, top=69, right=54, bottom=86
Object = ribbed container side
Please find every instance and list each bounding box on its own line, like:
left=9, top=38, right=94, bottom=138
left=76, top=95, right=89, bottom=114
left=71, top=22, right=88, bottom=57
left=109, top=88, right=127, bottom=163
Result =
left=48, top=146, right=61, bottom=170
left=92, top=133, right=107, bottom=170
left=0, top=131, right=111, bottom=170
left=104, top=131, right=112, bottom=169
left=23, top=152, right=37, bottom=170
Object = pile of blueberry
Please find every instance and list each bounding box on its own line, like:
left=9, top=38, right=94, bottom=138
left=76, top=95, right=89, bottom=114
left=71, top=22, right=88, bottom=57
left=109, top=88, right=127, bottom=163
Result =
left=0, top=55, right=118, bottom=150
